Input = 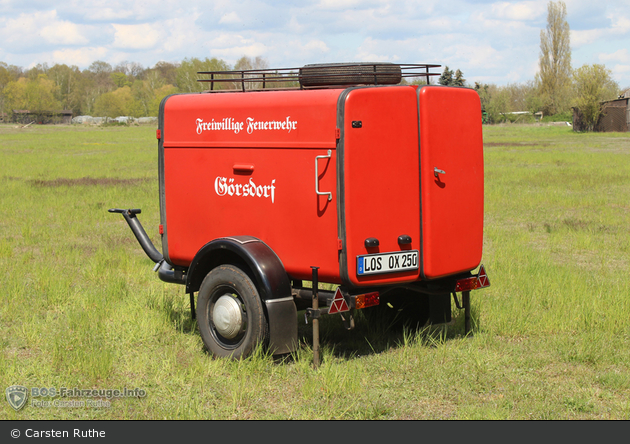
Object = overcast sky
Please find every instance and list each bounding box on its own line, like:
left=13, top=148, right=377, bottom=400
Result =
left=1, top=0, right=628, bottom=88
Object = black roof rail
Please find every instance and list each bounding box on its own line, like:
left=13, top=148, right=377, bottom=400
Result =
left=197, top=62, right=441, bottom=92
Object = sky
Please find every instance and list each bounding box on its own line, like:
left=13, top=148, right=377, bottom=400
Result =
left=0, top=0, right=629, bottom=88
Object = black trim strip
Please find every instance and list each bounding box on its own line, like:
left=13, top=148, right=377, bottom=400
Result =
left=417, top=85, right=428, bottom=280
left=336, top=87, right=355, bottom=287
left=158, top=94, right=171, bottom=264
left=158, top=93, right=197, bottom=266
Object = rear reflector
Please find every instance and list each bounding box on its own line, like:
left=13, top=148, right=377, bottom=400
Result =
left=328, top=288, right=350, bottom=314
left=455, top=264, right=490, bottom=292
left=354, top=292, right=380, bottom=310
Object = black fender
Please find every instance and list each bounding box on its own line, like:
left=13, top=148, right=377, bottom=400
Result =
left=186, top=236, right=297, bottom=355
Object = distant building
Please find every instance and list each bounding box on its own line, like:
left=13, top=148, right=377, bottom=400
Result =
left=10, top=109, right=73, bottom=125
left=573, top=95, right=630, bottom=132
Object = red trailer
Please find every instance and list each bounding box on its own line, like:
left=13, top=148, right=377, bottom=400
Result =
left=111, top=63, right=490, bottom=360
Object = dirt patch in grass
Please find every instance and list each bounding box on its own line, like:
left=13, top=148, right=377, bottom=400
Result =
left=30, top=177, right=152, bottom=187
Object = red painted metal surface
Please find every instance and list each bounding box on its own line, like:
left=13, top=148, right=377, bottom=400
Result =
left=161, top=89, right=342, bottom=283
left=159, top=84, right=484, bottom=287
left=418, top=86, right=484, bottom=279
left=341, top=86, right=421, bottom=286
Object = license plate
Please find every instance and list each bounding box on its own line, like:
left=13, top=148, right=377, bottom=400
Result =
left=357, top=250, right=419, bottom=276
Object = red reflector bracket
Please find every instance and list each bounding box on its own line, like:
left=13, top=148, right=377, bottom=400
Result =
left=477, top=265, right=490, bottom=288
left=354, top=292, right=380, bottom=310
left=328, top=288, right=350, bottom=314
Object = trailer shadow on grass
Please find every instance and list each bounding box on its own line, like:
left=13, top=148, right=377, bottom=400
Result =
left=295, top=303, right=480, bottom=361
left=154, top=293, right=480, bottom=363
left=149, top=291, right=199, bottom=336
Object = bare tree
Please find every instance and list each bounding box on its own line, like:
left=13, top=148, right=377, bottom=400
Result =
left=153, top=61, right=180, bottom=86
left=233, top=56, right=270, bottom=90
left=537, top=1, right=572, bottom=116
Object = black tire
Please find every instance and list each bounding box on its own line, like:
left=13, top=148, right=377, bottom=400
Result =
left=197, top=265, right=269, bottom=359
left=299, top=63, right=402, bottom=87
left=361, top=289, right=431, bottom=330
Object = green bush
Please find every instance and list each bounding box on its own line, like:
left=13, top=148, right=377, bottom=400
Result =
left=541, top=111, right=573, bottom=122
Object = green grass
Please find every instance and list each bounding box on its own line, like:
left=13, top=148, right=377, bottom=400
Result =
left=1, top=123, right=629, bottom=419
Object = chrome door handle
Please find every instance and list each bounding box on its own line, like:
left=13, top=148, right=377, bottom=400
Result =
left=315, top=150, right=332, bottom=201
left=434, top=167, right=446, bottom=178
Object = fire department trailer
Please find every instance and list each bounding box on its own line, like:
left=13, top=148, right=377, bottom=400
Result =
left=110, top=63, right=490, bottom=360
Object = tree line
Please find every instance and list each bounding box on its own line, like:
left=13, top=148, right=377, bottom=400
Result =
left=0, top=56, right=273, bottom=120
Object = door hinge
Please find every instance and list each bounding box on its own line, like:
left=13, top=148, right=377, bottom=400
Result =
left=338, top=239, right=343, bottom=250
left=335, top=128, right=340, bottom=140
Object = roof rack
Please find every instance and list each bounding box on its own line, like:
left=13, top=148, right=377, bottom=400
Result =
left=197, top=62, right=441, bottom=92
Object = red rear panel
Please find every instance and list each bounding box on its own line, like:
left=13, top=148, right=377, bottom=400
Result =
left=340, top=86, right=421, bottom=287
left=418, top=86, right=484, bottom=279
left=160, top=89, right=342, bottom=282
left=159, top=85, right=484, bottom=286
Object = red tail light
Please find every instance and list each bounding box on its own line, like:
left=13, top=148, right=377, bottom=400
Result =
left=455, top=276, right=479, bottom=292
left=454, top=265, right=490, bottom=292
left=354, top=292, right=380, bottom=309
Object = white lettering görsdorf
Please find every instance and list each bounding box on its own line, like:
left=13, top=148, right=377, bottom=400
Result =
left=196, top=117, right=297, bottom=135
left=215, top=177, right=276, bottom=203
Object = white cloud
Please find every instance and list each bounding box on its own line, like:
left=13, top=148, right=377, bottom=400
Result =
left=41, top=21, right=88, bottom=45
left=82, top=7, right=134, bottom=21
left=570, top=28, right=604, bottom=48
left=609, top=14, right=630, bottom=35
left=0, top=10, right=89, bottom=48
left=598, top=48, right=630, bottom=64
left=161, top=14, right=203, bottom=53
left=51, top=47, right=109, bottom=66
left=614, top=64, right=630, bottom=77
left=287, top=16, right=305, bottom=34
left=112, top=24, right=160, bottom=50
left=491, top=1, right=545, bottom=21
left=452, top=44, right=503, bottom=69
left=212, top=41, right=268, bottom=60
left=219, top=12, right=241, bottom=25
left=317, top=0, right=363, bottom=11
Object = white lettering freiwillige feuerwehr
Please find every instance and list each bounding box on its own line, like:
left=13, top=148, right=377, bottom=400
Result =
left=196, top=116, right=297, bottom=135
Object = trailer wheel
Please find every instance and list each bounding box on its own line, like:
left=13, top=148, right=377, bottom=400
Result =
left=197, top=264, right=269, bottom=359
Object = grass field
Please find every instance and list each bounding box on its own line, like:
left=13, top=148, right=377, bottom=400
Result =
left=1, top=122, right=629, bottom=420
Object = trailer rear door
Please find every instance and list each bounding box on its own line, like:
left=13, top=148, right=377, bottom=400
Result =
left=339, top=85, right=484, bottom=286
left=338, top=86, right=421, bottom=287
left=417, top=86, right=484, bottom=279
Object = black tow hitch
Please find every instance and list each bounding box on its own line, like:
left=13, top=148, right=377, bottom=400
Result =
left=108, top=208, right=186, bottom=285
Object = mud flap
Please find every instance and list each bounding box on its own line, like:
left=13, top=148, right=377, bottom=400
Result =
left=265, top=297, right=298, bottom=355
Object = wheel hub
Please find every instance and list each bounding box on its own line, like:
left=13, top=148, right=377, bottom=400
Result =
left=212, top=294, right=243, bottom=339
